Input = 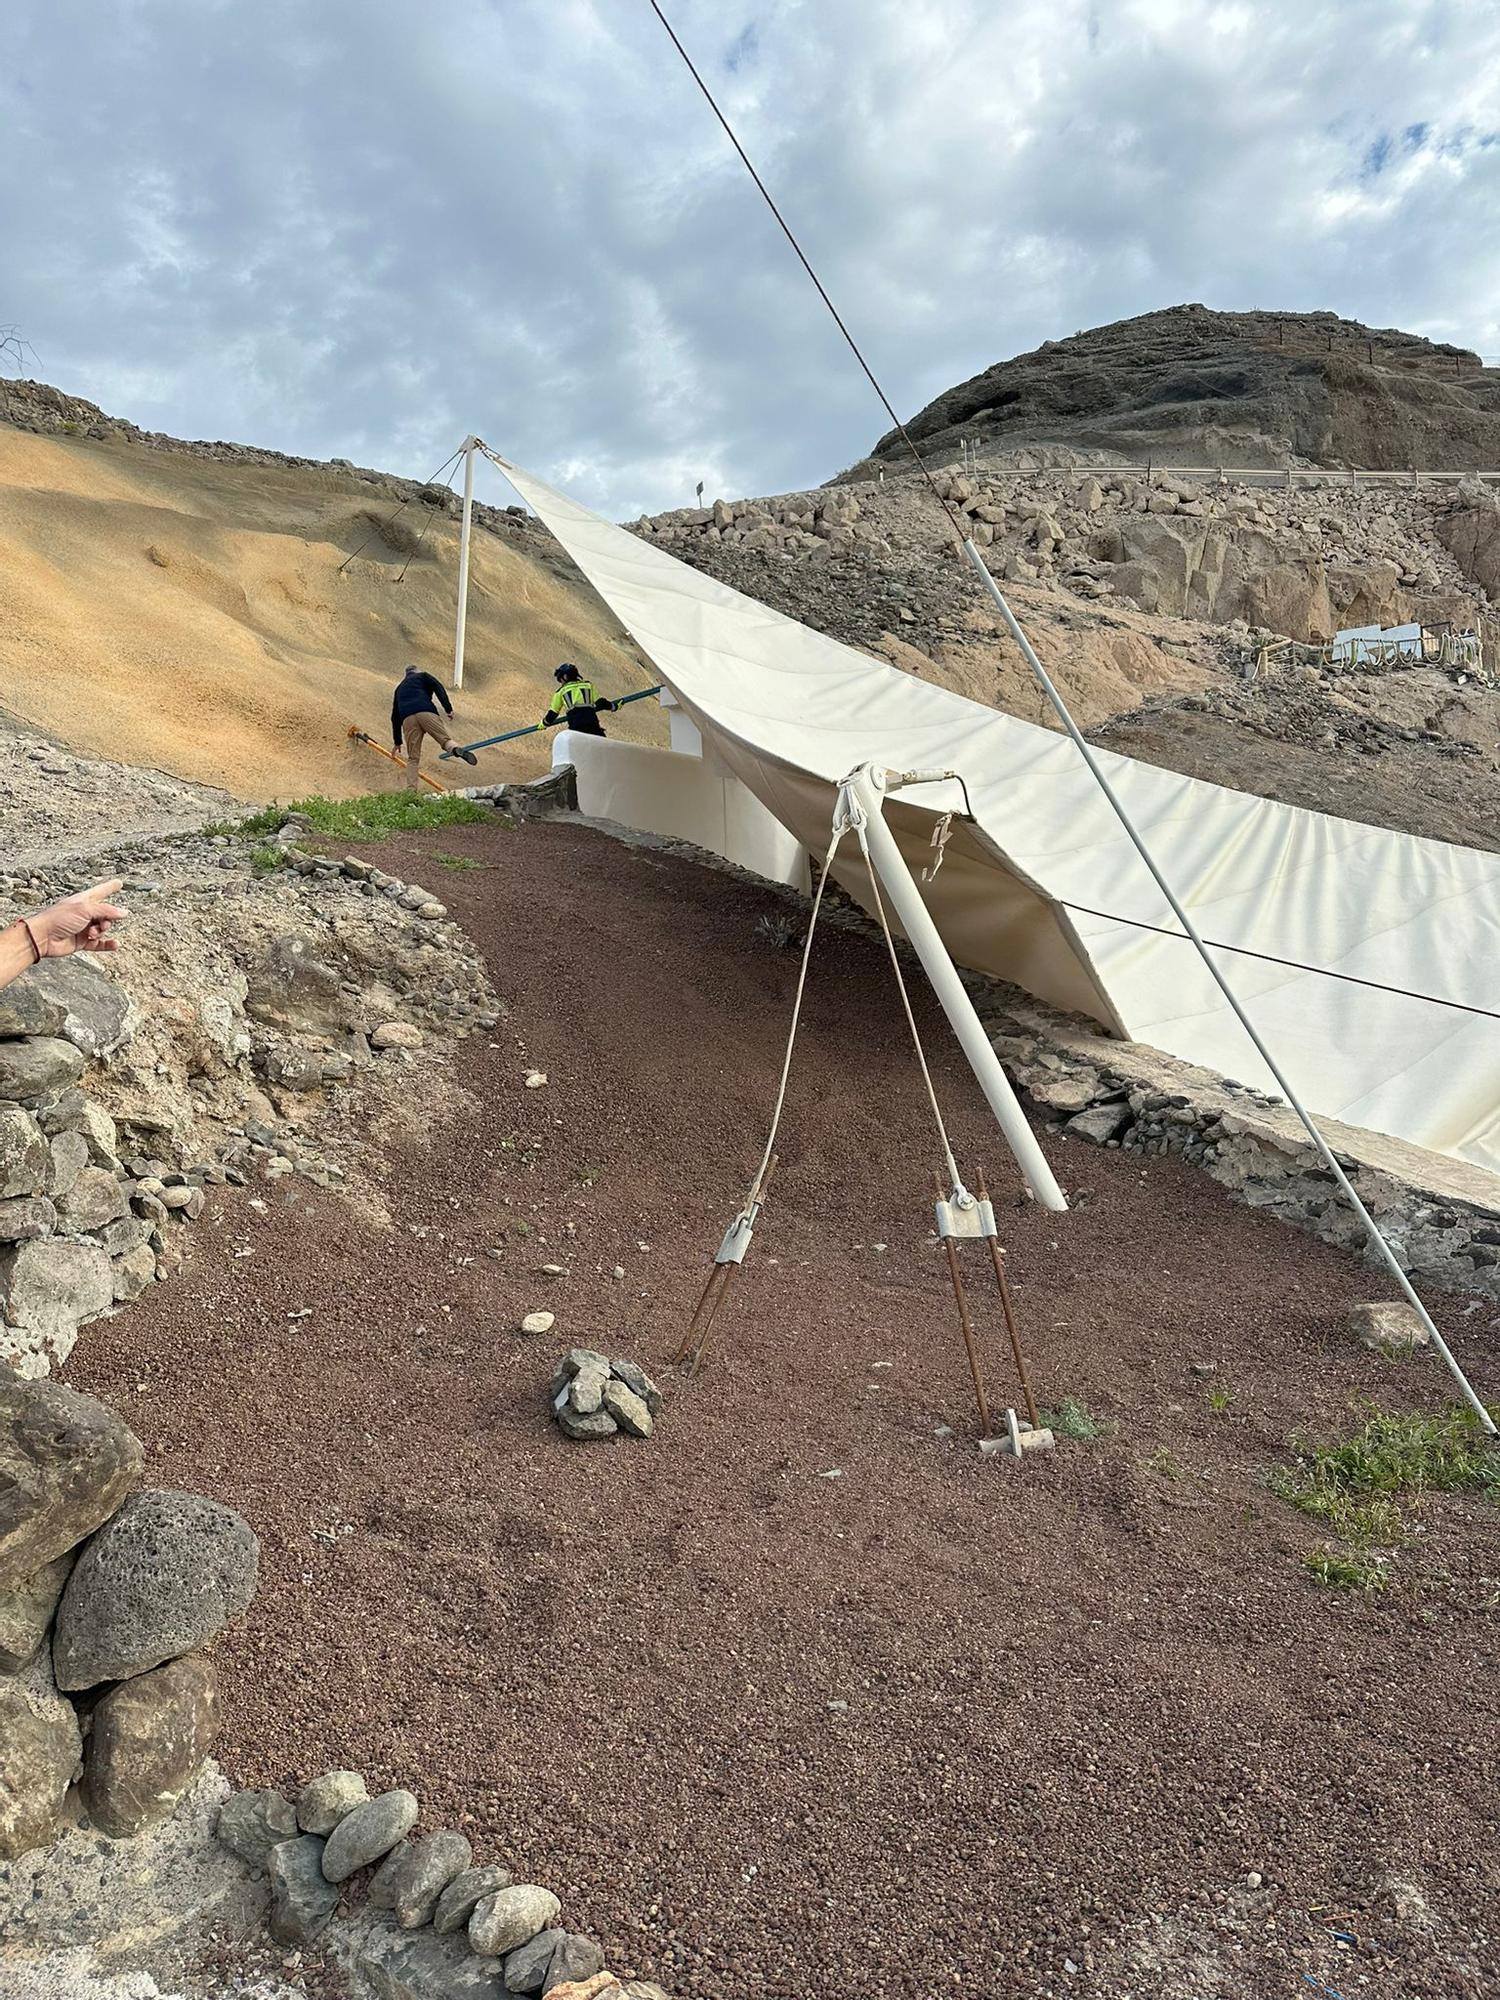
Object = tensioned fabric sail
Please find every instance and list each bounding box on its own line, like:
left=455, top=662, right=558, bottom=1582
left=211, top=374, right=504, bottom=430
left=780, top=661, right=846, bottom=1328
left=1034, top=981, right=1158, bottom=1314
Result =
left=496, top=456, right=1500, bottom=1176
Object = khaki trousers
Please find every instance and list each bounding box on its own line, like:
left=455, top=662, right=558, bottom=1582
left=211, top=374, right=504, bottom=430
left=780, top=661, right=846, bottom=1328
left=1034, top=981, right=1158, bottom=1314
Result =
left=401, top=711, right=453, bottom=789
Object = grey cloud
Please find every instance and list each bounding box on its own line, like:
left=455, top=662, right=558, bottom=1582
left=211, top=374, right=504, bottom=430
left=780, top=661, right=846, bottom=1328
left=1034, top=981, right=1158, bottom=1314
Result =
left=2, top=0, right=1498, bottom=519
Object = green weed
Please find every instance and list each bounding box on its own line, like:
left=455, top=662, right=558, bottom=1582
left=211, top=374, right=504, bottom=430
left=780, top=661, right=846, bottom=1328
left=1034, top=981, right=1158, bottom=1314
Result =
left=209, top=794, right=490, bottom=843
left=1041, top=1395, right=1116, bottom=1442
left=249, top=844, right=288, bottom=876
left=431, top=849, right=482, bottom=870
left=1269, top=1404, right=1499, bottom=1592
left=1304, top=1545, right=1389, bottom=1592
left=1208, top=1385, right=1236, bottom=1414
left=1147, top=1446, right=1181, bottom=1480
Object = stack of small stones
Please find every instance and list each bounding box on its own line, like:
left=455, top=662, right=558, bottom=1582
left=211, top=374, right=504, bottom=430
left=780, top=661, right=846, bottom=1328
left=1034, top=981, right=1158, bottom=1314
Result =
left=549, top=1352, right=662, bottom=1441
left=217, top=1769, right=673, bottom=1999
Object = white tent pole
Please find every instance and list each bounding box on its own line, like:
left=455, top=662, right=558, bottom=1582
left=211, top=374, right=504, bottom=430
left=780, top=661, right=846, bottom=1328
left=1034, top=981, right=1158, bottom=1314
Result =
left=841, top=762, right=1068, bottom=1214
left=452, top=435, right=476, bottom=690
left=961, top=537, right=1495, bottom=1434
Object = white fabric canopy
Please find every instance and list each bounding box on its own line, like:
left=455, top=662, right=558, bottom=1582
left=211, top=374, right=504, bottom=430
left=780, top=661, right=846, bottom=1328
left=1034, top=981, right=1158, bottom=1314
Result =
left=498, top=456, right=1500, bottom=1176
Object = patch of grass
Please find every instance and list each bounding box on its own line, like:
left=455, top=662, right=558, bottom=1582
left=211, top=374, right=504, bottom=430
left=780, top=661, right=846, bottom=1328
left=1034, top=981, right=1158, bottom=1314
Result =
left=249, top=844, right=288, bottom=876
left=1269, top=1404, right=1500, bottom=1592
left=1147, top=1446, right=1181, bottom=1480
left=208, top=794, right=490, bottom=843
left=1305, top=1544, right=1389, bottom=1592
left=284, top=793, right=491, bottom=840
left=1041, top=1395, right=1115, bottom=1442
left=1207, top=1385, right=1236, bottom=1414
left=430, top=849, right=482, bottom=870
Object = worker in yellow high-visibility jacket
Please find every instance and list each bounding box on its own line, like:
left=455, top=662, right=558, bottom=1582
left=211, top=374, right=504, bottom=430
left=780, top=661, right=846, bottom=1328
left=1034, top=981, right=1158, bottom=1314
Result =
left=540, top=664, right=618, bottom=739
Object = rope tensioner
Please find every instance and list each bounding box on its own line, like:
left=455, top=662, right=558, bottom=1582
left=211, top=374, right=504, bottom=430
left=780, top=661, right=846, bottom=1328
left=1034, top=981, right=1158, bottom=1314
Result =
left=674, top=761, right=1060, bottom=1446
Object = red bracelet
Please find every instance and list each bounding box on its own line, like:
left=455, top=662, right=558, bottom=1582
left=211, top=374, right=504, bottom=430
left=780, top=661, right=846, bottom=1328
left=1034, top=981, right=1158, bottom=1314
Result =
left=18, top=918, right=42, bottom=964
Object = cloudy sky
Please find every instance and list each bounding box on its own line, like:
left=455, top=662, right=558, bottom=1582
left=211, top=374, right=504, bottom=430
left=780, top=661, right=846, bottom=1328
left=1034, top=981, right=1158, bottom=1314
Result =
left=3, top=0, right=1499, bottom=517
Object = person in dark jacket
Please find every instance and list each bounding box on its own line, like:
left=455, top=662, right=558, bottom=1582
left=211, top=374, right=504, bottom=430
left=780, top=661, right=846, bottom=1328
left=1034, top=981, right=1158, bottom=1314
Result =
left=391, top=666, right=476, bottom=789
left=541, top=663, right=618, bottom=738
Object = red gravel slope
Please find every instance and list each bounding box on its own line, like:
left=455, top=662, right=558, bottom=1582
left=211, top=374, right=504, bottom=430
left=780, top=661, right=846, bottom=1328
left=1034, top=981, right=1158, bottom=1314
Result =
left=68, top=818, right=1500, bottom=2000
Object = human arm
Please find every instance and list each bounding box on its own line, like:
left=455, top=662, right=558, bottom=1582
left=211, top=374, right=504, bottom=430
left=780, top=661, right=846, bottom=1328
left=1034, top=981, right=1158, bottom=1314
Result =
left=596, top=696, right=618, bottom=713
left=0, top=880, right=125, bottom=992
left=423, top=673, right=453, bottom=717
left=392, top=693, right=403, bottom=749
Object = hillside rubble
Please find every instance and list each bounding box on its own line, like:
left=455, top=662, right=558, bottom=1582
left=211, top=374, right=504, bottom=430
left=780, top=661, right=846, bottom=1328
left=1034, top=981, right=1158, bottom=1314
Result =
left=632, top=462, right=1500, bottom=846
left=838, top=303, right=1500, bottom=473
left=0, top=727, right=503, bottom=1369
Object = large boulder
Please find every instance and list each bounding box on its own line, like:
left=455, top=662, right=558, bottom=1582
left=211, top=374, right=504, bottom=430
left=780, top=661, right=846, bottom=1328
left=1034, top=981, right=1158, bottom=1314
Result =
left=321, top=1788, right=420, bottom=1881
left=0, top=1038, right=86, bottom=1105
left=0, top=977, right=67, bottom=1040
left=0, top=1378, right=142, bottom=1592
left=369, top=1829, right=473, bottom=1928
left=83, top=1653, right=218, bottom=1836
left=0, top=1647, right=82, bottom=1859
left=216, top=1787, right=299, bottom=1869
left=52, top=1488, right=258, bottom=1690
left=0, top=1106, right=49, bottom=1198
left=470, top=1885, right=562, bottom=1958
left=54, top=1166, right=128, bottom=1235
left=268, top=1833, right=340, bottom=1944
left=0, top=1197, right=57, bottom=1243
left=17, top=959, right=133, bottom=1060
left=1437, top=492, right=1500, bottom=599
left=0, top=1238, right=116, bottom=1372
left=357, top=1921, right=509, bottom=1999
left=0, top=1551, right=74, bottom=1673
left=245, top=936, right=353, bottom=1037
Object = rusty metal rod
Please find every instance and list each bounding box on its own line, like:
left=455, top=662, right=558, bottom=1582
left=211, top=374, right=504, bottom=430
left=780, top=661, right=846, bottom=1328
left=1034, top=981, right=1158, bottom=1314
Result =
left=977, top=1168, right=1041, bottom=1429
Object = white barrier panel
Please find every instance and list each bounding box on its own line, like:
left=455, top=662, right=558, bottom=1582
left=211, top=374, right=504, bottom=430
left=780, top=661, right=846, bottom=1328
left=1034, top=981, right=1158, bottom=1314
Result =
left=566, top=733, right=811, bottom=893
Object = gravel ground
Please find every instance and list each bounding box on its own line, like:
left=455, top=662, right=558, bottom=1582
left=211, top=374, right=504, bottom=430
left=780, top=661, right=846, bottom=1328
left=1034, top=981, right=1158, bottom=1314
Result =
left=0, top=712, right=237, bottom=865
left=67, top=819, right=1500, bottom=2000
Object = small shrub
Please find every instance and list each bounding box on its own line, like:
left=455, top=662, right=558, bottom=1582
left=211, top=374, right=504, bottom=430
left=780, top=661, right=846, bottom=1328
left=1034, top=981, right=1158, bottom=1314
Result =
left=249, top=844, right=288, bottom=876
left=755, top=910, right=805, bottom=953
left=1041, top=1395, right=1115, bottom=1442
left=1305, top=1545, right=1389, bottom=1592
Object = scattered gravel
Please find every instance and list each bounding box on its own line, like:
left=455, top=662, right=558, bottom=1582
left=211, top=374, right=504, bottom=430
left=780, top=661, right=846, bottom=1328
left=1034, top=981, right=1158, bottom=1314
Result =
left=67, top=819, right=1500, bottom=2000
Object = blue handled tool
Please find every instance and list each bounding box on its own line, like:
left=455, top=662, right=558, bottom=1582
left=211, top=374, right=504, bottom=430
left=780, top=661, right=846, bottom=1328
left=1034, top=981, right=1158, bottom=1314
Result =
left=440, top=684, right=664, bottom=759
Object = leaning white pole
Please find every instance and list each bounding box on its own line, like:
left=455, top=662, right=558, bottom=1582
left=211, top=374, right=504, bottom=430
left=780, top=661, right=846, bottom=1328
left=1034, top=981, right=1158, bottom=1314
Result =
left=451, top=435, right=476, bottom=690
left=961, top=538, right=1495, bottom=1434
left=844, top=762, right=1068, bottom=1214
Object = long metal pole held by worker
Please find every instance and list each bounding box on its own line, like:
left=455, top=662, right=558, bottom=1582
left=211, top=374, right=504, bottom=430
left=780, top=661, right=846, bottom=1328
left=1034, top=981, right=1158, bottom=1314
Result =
left=841, top=762, right=1068, bottom=1215
left=452, top=436, right=476, bottom=690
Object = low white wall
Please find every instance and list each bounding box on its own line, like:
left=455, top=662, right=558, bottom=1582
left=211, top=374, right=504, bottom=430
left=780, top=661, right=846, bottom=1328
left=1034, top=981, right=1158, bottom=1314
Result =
left=564, top=734, right=811, bottom=893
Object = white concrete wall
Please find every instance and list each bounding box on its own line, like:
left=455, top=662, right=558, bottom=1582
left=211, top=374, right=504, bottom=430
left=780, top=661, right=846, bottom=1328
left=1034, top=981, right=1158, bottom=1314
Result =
left=564, top=733, right=811, bottom=893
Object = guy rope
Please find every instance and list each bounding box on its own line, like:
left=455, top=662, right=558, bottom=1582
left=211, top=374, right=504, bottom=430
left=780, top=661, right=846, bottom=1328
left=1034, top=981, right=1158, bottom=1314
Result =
left=675, top=762, right=1057, bottom=1446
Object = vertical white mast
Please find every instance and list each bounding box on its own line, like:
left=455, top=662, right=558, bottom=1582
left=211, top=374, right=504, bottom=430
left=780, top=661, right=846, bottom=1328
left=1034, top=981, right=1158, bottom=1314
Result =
left=452, top=435, right=476, bottom=689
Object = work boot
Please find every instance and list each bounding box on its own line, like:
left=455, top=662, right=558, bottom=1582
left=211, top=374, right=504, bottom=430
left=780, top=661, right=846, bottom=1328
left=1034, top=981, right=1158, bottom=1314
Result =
left=458, top=747, right=478, bottom=765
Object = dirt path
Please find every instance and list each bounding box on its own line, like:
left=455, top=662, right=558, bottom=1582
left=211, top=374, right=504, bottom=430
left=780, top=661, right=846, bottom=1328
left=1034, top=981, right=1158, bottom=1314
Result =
left=67, top=820, right=1499, bottom=2000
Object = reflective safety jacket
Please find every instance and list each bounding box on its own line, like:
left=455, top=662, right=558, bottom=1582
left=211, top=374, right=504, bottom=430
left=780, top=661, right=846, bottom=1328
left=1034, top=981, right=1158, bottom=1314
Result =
left=542, top=678, right=618, bottom=735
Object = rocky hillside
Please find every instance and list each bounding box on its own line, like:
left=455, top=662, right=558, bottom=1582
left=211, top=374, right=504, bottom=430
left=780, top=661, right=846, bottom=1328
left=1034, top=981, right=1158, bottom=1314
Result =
left=840, top=305, right=1500, bottom=476
left=0, top=379, right=663, bottom=803
left=633, top=464, right=1500, bottom=850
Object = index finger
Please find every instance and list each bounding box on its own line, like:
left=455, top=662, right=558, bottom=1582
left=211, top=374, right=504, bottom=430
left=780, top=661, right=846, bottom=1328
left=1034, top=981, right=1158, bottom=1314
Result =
left=84, top=879, right=124, bottom=902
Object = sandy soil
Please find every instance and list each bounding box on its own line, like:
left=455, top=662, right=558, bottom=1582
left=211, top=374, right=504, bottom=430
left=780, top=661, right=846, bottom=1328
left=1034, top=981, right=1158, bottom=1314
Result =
left=67, top=821, right=1500, bottom=2000
left=0, top=428, right=665, bottom=803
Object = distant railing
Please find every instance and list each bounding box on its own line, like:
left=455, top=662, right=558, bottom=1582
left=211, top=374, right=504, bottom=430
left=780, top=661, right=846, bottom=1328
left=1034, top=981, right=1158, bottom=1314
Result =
left=1252, top=623, right=1487, bottom=681
left=941, top=452, right=1500, bottom=491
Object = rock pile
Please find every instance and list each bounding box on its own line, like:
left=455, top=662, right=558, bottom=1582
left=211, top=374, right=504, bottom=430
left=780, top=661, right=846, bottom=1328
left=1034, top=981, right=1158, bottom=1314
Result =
left=0, top=803, right=504, bottom=1317
left=550, top=1351, right=662, bottom=1441
left=0, top=1376, right=256, bottom=1858
left=217, top=1766, right=674, bottom=1999
left=0, top=953, right=219, bottom=1373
